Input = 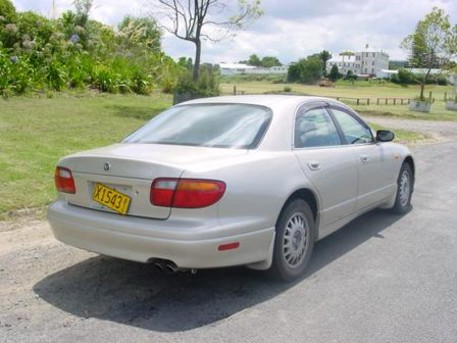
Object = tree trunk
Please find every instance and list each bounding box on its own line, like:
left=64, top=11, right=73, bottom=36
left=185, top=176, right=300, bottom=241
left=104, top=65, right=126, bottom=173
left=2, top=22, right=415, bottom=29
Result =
left=193, top=39, right=201, bottom=82
left=419, top=81, right=425, bottom=100
left=419, top=67, right=432, bottom=101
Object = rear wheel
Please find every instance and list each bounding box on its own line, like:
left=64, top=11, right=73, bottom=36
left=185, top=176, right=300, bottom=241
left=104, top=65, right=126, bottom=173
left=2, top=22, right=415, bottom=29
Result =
left=391, top=162, right=413, bottom=214
left=269, top=199, right=315, bottom=281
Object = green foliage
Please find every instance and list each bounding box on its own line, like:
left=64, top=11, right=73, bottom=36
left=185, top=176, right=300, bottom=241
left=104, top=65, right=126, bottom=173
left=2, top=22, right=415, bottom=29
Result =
left=247, top=54, right=261, bottom=66
left=0, top=0, right=17, bottom=23
left=175, top=69, right=219, bottom=97
left=0, top=5, right=182, bottom=96
left=329, top=64, right=341, bottom=82
left=260, top=56, right=281, bottom=68
left=344, top=70, right=357, bottom=81
left=287, top=63, right=301, bottom=82
left=401, top=7, right=456, bottom=100
left=318, top=50, right=332, bottom=75
left=391, top=69, right=417, bottom=85
left=241, top=54, right=281, bottom=68
left=288, top=56, right=323, bottom=84
left=118, top=16, right=161, bottom=52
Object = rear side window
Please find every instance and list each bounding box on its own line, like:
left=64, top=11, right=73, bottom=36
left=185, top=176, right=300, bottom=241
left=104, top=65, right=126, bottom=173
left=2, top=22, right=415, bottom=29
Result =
left=123, top=104, right=272, bottom=149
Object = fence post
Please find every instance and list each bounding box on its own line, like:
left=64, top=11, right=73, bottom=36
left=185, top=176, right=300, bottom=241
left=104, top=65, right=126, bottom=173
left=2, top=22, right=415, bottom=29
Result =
left=394, top=99, right=396, bottom=105
left=233, top=85, right=237, bottom=95
left=377, top=98, right=380, bottom=105
left=357, top=98, right=360, bottom=105
left=429, top=91, right=432, bottom=100
left=367, top=99, right=370, bottom=105
left=444, top=92, right=447, bottom=101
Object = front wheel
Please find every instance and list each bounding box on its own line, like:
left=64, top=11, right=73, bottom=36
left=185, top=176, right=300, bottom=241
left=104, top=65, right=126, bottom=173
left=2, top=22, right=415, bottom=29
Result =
left=391, top=162, right=413, bottom=214
left=268, top=199, right=315, bottom=281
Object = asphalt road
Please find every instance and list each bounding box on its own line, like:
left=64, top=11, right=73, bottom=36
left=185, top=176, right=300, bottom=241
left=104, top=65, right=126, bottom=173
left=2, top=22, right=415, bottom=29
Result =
left=1, top=136, right=457, bottom=342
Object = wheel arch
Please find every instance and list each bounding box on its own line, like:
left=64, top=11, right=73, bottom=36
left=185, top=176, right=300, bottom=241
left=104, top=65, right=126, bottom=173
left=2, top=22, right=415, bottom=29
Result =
left=277, top=188, right=320, bottom=235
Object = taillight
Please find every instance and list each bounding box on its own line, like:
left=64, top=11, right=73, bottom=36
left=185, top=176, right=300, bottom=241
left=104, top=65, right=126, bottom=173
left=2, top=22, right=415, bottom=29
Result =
left=55, top=167, right=76, bottom=194
left=151, top=178, right=226, bottom=208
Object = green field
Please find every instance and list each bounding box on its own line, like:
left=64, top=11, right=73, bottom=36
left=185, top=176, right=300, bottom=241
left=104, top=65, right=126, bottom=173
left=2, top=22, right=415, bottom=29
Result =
left=0, top=82, right=453, bottom=217
left=221, top=81, right=457, bottom=121
left=0, top=93, right=171, bottom=217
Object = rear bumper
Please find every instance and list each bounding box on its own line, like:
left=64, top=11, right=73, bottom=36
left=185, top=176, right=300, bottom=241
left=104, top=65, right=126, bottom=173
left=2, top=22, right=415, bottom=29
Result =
left=47, top=200, right=274, bottom=269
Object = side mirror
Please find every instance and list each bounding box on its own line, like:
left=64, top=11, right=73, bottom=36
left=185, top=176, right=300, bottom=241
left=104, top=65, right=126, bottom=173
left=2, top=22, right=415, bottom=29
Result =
left=376, top=130, right=395, bottom=142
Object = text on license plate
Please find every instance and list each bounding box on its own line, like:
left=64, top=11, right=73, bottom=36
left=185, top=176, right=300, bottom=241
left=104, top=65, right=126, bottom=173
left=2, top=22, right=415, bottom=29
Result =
left=92, top=183, right=131, bottom=215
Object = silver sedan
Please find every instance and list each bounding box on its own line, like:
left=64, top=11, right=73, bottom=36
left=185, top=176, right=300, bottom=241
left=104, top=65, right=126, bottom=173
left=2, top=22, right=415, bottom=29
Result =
left=48, top=95, right=414, bottom=281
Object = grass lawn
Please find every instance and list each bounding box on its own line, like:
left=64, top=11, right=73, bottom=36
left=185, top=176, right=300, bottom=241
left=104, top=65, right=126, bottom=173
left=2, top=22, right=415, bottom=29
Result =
left=221, top=81, right=457, bottom=121
left=0, top=93, right=171, bottom=217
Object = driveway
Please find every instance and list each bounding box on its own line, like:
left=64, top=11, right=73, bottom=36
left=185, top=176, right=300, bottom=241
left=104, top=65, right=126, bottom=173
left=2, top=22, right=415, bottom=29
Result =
left=1, top=118, right=457, bottom=343
left=367, top=116, right=457, bottom=143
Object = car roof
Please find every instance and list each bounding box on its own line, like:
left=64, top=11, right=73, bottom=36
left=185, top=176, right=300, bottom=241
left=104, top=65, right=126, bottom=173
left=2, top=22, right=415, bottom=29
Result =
left=177, top=94, right=345, bottom=109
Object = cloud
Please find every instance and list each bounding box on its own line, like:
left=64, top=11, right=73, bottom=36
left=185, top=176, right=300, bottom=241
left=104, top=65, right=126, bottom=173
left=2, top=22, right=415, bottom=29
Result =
left=10, top=0, right=457, bottom=64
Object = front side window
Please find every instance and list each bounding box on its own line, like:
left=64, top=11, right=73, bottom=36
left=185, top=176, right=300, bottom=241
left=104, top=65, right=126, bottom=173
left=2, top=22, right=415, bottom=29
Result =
left=331, top=108, right=374, bottom=144
left=295, top=107, right=342, bottom=148
left=123, top=104, right=272, bottom=149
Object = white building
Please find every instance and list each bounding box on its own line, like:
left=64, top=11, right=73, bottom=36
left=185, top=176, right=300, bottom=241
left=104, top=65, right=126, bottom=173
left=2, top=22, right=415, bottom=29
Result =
left=219, top=63, right=288, bottom=76
left=327, top=48, right=389, bottom=78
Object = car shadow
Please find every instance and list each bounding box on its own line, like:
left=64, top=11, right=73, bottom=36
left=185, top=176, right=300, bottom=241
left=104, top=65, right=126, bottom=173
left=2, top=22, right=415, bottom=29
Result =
left=34, top=209, right=407, bottom=332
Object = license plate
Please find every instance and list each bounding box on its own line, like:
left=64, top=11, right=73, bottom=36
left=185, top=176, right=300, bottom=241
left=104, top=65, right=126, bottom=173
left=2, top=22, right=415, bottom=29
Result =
left=92, top=183, right=131, bottom=215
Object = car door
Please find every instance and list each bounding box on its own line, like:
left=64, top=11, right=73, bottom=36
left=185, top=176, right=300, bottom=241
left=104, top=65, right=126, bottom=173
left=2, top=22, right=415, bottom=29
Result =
left=329, top=106, right=395, bottom=211
left=293, top=104, right=358, bottom=232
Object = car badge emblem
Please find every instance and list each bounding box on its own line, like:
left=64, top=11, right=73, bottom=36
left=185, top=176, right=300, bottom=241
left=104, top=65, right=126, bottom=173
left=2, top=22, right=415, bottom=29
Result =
left=103, top=162, right=111, bottom=171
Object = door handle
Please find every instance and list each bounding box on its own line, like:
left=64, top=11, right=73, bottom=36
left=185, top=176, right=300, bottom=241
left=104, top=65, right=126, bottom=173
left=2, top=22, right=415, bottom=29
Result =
left=360, top=155, right=369, bottom=163
left=308, top=161, right=321, bottom=170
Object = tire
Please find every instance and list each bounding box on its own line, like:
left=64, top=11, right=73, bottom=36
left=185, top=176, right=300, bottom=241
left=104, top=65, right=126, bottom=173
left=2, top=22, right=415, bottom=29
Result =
left=268, top=199, right=315, bottom=281
left=391, top=162, right=413, bottom=214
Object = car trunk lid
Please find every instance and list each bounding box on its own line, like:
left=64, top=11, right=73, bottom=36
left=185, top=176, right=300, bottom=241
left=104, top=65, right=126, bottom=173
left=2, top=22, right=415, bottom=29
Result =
left=57, top=144, right=247, bottom=219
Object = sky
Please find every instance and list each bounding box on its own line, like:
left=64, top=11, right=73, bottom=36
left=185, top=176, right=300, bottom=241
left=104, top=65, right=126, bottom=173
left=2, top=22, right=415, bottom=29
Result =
left=10, top=0, right=457, bottom=64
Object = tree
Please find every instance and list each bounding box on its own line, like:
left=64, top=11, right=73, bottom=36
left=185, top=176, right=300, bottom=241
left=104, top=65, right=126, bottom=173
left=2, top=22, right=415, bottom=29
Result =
left=287, top=63, right=301, bottom=82
left=287, top=56, right=323, bottom=84
left=261, top=56, right=281, bottom=68
left=299, top=56, right=323, bottom=84
left=328, top=64, right=341, bottom=82
left=401, top=7, right=456, bottom=100
left=318, top=50, right=332, bottom=75
left=151, top=0, right=262, bottom=81
left=247, top=53, right=261, bottom=66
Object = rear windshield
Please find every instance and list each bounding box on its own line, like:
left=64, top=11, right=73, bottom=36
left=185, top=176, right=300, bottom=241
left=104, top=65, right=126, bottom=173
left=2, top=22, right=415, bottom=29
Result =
left=123, top=103, right=272, bottom=149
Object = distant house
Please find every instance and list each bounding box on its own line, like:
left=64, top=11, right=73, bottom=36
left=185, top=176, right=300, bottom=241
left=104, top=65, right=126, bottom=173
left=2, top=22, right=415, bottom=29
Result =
left=219, top=63, right=288, bottom=76
left=327, top=48, right=389, bottom=78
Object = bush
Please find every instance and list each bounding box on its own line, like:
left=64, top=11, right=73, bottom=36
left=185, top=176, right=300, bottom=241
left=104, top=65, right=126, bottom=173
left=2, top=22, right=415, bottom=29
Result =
left=173, top=67, right=220, bottom=104
left=436, top=75, right=448, bottom=86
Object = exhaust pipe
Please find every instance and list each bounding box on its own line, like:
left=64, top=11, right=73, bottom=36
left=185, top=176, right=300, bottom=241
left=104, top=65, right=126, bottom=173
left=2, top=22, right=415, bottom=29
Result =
left=150, top=259, right=197, bottom=275
left=154, top=262, right=165, bottom=271
left=165, top=263, right=179, bottom=274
